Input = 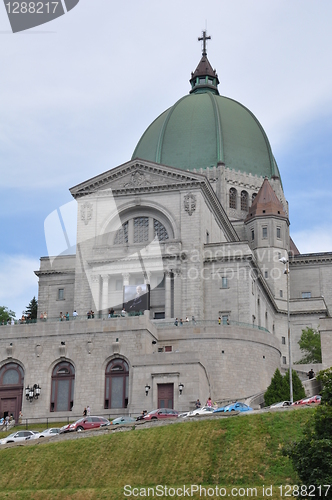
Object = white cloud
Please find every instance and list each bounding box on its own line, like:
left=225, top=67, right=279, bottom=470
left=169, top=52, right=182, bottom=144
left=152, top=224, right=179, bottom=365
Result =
left=0, top=254, right=39, bottom=318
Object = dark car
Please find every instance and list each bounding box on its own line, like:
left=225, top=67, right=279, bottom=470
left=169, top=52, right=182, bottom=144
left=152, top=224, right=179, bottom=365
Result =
left=60, top=416, right=110, bottom=433
left=143, top=408, right=179, bottom=420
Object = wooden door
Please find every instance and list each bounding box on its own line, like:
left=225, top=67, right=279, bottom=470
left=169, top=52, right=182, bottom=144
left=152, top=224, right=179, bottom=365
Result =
left=157, top=383, right=173, bottom=409
left=1, top=397, right=17, bottom=420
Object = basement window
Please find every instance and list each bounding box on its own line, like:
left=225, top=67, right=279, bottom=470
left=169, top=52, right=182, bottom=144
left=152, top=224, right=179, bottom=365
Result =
left=302, top=292, right=311, bottom=299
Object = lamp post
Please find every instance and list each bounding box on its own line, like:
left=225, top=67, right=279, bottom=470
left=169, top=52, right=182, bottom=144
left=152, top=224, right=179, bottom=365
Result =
left=280, top=257, right=293, bottom=403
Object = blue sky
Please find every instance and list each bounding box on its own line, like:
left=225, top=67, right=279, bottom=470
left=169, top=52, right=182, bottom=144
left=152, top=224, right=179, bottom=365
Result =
left=1, top=0, right=332, bottom=317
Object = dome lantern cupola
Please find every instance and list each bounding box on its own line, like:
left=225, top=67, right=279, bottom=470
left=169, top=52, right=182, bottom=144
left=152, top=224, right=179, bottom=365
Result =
left=189, top=30, right=219, bottom=95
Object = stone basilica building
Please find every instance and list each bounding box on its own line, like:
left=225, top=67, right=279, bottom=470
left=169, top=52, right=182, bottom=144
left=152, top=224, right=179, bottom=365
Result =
left=1, top=34, right=332, bottom=421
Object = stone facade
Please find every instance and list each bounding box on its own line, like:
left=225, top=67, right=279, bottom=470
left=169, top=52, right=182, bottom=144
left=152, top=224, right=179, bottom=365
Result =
left=1, top=158, right=330, bottom=422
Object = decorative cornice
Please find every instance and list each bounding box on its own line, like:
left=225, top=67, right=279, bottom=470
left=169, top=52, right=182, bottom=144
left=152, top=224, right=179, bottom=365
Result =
left=34, top=270, right=75, bottom=277
left=70, top=160, right=206, bottom=199
left=290, top=252, right=332, bottom=266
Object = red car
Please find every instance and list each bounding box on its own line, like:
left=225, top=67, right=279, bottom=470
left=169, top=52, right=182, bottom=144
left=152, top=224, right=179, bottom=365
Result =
left=307, top=395, right=321, bottom=404
left=292, top=395, right=321, bottom=406
left=143, top=408, right=179, bottom=420
left=60, top=416, right=110, bottom=433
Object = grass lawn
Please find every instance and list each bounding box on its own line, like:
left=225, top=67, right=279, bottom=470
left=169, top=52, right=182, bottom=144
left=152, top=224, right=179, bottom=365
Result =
left=0, top=408, right=314, bottom=499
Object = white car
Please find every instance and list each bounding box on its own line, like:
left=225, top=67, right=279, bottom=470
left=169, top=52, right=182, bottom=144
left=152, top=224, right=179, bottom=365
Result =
left=0, top=430, right=40, bottom=445
left=269, top=401, right=291, bottom=408
left=184, top=406, right=216, bottom=417
left=38, top=428, right=61, bottom=438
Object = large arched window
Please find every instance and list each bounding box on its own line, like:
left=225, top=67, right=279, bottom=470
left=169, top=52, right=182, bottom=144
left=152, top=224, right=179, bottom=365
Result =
left=134, top=217, right=149, bottom=243
left=229, top=188, right=237, bottom=209
left=114, top=221, right=128, bottom=244
left=50, top=361, right=75, bottom=412
left=105, top=358, right=129, bottom=409
left=0, top=363, right=24, bottom=386
left=114, top=217, right=169, bottom=245
left=154, top=219, right=169, bottom=241
left=241, top=191, right=249, bottom=211
left=0, top=363, right=24, bottom=422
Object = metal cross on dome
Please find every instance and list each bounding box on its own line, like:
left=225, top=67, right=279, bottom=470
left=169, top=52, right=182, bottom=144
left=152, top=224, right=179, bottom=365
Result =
left=198, top=30, right=211, bottom=56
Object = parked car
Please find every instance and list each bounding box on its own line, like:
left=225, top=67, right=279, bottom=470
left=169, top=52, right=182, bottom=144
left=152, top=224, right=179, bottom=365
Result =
left=214, top=402, right=253, bottom=413
left=0, top=430, right=40, bottom=445
left=60, top=416, right=110, bottom=433
left=307, top=395, right=321, bottom=404
left=38, top=428, right=61, bottom=438
left=293, top=395, right=321, bottom=405
left=143, top=408, right=179, bottom=420
left=184, top=406, right=216, bottom=417
left=111, top=416, right=136, bottom=425
left=270, top=401, right=291, bottom=408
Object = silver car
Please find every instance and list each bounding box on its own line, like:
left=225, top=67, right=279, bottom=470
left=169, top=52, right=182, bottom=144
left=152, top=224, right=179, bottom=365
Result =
left=0, top=430, right=40, bottom=444
left=38, top=428, right=61, bottom=438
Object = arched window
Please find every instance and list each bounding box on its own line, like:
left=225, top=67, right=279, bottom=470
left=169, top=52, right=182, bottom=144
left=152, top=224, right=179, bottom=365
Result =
left=134, top=217, right=149, bottom=243
left=0, top=363, right=24, bottom=386
left=114, top=217, right=169, bottom=244
left=114, top=221, right=128, bottom=245
left=154, top=219, right=169, bottom=241
left=50, top=361, right=75, bottom=412
left=105, top=358, right=129, bottom=409
left=229, top=188, right=237, bottom=209
left=252, top=193, right=257, bottom=203
left=0, top=363, right=24, bottom=421
left=241, top=191, right=248, bottom=211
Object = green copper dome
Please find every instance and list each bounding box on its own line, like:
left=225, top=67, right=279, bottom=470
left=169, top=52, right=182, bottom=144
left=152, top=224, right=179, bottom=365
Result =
left=132, top=33, right=280, bottom=179
left=132, top=92, right=280, bottom=178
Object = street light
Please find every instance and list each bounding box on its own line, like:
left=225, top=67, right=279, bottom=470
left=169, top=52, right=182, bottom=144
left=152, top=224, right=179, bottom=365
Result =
left=279, top=257, right=293, bottom=403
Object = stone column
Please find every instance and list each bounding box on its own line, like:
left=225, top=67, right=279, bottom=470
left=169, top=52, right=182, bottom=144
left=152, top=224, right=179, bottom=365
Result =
left=165, top=271, right=171, bottom=319
left=90, top=275, right=101, bottom=312
left=101, top=274, right=109, bottom=313
left=173, top=268, right=182, bottom=318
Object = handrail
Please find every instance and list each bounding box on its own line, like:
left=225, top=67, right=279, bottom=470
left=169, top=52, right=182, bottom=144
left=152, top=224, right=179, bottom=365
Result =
left=2, top=315, right=270, bottom=333
left=152, top=319, right=270, bottom=334
left=1, top=311, right=144, bottom=325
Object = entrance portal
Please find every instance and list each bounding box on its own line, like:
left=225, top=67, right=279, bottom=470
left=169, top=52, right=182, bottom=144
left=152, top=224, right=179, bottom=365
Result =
left=157, top=383, right=174, bottom=409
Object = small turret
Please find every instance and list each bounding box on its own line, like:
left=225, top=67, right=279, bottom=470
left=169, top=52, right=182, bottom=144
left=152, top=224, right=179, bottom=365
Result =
left=245, top=178, right=289, bottom=299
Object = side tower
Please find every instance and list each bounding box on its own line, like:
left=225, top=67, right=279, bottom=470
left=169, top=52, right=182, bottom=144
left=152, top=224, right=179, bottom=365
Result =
left=244, top=178, right=289, bottom=299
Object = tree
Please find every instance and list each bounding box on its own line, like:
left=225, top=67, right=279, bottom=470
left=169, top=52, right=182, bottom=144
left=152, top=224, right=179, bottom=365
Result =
left=283, top=367, right=332, bottom=498
left=0, top=306, right=16, bottom=323
left=296, top=327, right=322, bottom=364
left=264, top=368, right=305, bottom=406
left=264, top=368, right=284, bottom=406
left=24, top=296, right=38, bottom=320
left=282, top=369, right=306, bottom=402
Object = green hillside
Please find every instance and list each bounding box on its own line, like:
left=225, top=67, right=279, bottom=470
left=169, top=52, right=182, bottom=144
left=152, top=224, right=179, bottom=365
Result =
left=0, top=409, right=314, bottom=499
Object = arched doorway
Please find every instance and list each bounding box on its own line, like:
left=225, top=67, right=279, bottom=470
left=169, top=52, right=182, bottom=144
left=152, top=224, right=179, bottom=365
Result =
left=50, top=361, right=75, bottom=412
left=0, top=363, right=24, bottom=422
left=104, top=358, right=129, bottom=409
